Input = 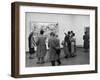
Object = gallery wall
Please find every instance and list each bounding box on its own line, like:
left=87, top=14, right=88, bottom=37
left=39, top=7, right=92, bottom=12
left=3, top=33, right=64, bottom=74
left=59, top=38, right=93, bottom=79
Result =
left=69, top=15, right=90, bottom=47
left=25, top=13, right=90, bottom=51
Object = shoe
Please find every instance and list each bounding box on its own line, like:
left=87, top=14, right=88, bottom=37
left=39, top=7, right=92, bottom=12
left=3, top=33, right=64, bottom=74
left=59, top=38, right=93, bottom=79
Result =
left=36, top=62, right=40, bottom=64
left=65, top=56, right=68, bottom=58
left=58, top=62, right=61, bottom=66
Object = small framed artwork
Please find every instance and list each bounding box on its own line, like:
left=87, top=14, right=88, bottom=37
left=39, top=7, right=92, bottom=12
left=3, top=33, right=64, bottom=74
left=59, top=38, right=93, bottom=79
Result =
left=11, top=2, right=98, bottom=78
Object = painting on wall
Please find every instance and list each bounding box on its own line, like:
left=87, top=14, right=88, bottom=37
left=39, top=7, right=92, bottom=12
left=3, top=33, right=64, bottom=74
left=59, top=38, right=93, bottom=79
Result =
left=30, top=21, right=59, bottom=37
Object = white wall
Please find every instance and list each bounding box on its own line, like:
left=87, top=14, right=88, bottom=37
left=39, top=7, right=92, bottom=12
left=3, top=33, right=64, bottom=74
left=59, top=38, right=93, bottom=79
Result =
left=26, top=13, right=89, bottom=51
left=70, top=15, right=90, bottom=46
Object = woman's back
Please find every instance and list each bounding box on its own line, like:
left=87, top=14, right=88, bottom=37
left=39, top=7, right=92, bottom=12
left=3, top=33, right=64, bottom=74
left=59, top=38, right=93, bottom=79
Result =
left=48, top=37, right=56, bottom=48
left=36, top=35, right=46, bottom=46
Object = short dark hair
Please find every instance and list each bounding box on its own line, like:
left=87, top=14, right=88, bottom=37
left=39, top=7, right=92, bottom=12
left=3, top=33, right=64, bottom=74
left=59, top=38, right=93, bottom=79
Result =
left=40, top=30, right=44, bottom=35
left=50, top=32, right=55, bottom=36
left=68, top=31, right=71, bottom=34
left=71, top=31, right=73, bottom=33
left=72, top=33, right=75, bottom=36
left=56, top=35, right=58, bottom=37
left=85, top=32, right=87, bottom=34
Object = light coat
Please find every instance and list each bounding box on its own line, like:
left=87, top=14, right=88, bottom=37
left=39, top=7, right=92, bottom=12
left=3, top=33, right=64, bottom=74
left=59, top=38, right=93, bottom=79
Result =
left=36, top=35, right=46, bottom=58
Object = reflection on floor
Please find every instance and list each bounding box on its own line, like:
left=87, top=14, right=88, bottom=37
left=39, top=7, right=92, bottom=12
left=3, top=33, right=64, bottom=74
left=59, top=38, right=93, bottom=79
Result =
left=26, top=48, right=89, bottom=67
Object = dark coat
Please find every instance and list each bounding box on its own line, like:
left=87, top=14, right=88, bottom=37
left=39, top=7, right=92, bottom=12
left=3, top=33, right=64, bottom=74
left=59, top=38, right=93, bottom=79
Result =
left=55, top=38, right=61, bottom=56
left=28, top=32, right=33, bottom=49
left=63, top=35, right=70, bottom=56
left=83, top=35, right=89, bottom=49
left=28, top=32, right=35, bottom=54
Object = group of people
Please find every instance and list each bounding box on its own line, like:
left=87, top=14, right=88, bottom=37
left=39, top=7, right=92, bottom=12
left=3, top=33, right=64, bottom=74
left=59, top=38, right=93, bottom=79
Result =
left=28, top=30, right=77, bottom=66
left=62, top=31, right=76, bottom=59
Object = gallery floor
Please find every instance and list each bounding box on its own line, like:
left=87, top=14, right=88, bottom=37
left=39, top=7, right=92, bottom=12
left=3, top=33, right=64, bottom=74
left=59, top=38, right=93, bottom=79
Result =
left=26, top=48, right=89, bottom=67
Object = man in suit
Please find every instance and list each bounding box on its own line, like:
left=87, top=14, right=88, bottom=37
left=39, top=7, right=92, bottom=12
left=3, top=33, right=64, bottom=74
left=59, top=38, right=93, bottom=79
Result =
left=64, top=31, right=72, bottom=57
left=28, top=32, right=36, bottom=59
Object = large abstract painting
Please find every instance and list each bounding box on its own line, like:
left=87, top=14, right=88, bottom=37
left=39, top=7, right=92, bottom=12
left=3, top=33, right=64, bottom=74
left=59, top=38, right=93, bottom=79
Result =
left=30, top=21, right=59, bottom=37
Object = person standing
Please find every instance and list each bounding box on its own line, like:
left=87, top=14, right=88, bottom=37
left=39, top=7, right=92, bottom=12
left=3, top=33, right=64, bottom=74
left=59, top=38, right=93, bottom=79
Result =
left=83, top=32, right=89, bottom=52
left=28, top=32, right=36, bottom=59
left=62, top=33, right=69, bottom=58
left=36, top=30, right=46, bottom=64
left=70, top=33, right=77, bottom=57
left=55, top=35, right=61, bottom=65
left=48, top=32, right=61, bottom=66
left=68, top=31, right=72, bottom=57
left=64, top=31, right=72, bottom=58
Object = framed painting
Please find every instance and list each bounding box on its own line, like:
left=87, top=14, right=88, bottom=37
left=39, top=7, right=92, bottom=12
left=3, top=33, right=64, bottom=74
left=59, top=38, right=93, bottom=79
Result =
left=11, top=2, right=98, bottom=78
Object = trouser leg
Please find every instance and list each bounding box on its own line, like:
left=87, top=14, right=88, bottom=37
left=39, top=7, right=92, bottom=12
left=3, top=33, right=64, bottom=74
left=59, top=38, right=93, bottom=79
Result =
left=57, top=59, right=61, bottom=65
left=51, top=61, right=55, bottom=66
left=68, top=44, right=72, bottom=56
left=40, top=57, right=45, bottom=64
left=37, top=57, right=40, bottom=64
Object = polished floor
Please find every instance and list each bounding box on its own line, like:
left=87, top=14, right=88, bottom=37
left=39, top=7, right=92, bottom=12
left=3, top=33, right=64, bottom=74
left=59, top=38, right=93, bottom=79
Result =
left=26, top=48, right=89, bottom=67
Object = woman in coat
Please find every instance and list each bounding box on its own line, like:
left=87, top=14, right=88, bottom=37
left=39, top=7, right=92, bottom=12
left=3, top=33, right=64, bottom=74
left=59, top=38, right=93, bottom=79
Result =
left=48, top=32, right=61, bottom=66
left=36, top=30, right=46, bottom=64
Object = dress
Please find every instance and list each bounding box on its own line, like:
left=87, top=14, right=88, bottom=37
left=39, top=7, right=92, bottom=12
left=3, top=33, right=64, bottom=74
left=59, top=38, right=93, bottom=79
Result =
left=36, top=35, right=46, bottom=58
left=63, top=35, right=70, bottom=56
left=48, top=37, right=58, bottom=61
left=70, top=37, right=76, bottom=53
